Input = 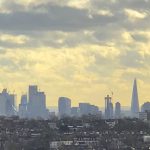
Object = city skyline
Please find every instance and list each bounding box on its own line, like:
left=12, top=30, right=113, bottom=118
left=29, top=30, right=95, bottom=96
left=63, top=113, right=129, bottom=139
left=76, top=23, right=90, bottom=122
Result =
left=0, top=0, right=150, bottom=107
left=0, top=81, right=149, bottom=119
left=0, top=78, right=148, bottom=108
left=0, top=1, right=149, bottom=149
left=0, top=78, right=146, bottom=109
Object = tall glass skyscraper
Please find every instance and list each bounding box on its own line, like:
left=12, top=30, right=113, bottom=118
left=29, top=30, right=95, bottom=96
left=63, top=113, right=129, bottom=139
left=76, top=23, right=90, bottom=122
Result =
left=105, top=95, right=113, bottom=119
left=131, top=78, right=139, bottom=117
left=58, top=97, right=71, bottom=118
left=115, top=102, right=121, bottom=119
left=28, top=85, right=47, bottom=119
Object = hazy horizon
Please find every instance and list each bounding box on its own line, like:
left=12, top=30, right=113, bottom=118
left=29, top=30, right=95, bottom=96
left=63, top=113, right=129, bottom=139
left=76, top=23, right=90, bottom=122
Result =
left=0, top=0, right=149, bottom=107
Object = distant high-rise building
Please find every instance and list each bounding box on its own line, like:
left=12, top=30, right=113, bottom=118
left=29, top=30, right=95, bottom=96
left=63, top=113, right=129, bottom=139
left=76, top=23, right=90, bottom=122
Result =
left=109, top=102, right=114, bottom=118
left=105, top=95, right=113, bottom=119
left=89, top=105, right=99, bottom=115
left=115, top=102, right=121, bottom=119
left=0, top=89, right=16, bottom=116
left=29, top=85, right=38, bottom=102
left=79, top=103, right=90, bottom=116
left=79, top=103, right=99, bottom=116
left=131, top=79, right=139, bottom=117
left=71, top=107, right=79, bottom=117
left=19, top=95, right=28, bottom=118
left=0, top=94, right=7, bottom=116
left=28, top=85, right=47, bottom=119
left=58, top=97, right=71, bottom=118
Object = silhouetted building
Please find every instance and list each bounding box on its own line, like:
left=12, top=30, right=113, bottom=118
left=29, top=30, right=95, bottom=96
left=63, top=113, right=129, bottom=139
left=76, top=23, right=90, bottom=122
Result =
left=79, top=103, right=99, bottom=116
left=110, top=102, right=113, bottom=119
left=105, top=95, right=113, bottom=119
left=79, top=103, right=90, bottom=116
left=28, top=85, right=47, bottom=119
left=131, top=79, right=139, bottom=117
left=0, top=89, right=16, bottom=116
left=71, top=107, right=79, bottom=117
left=19, top=95, right=28, bottom=118
left=58, top=97, right=71, bottom=118
left=0, top=94, right=7, bottom=116
left=89, top=105, right=99, bottom=115
left=115, top=102, right=121, bottom=119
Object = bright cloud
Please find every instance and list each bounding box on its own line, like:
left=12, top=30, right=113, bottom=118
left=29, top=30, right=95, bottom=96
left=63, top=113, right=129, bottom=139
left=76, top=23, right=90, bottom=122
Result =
left=0, top=34, right=29, bottom=44
left=0, top=0, right=149, bottom=107
left=124, top=8, right=148, bottom=22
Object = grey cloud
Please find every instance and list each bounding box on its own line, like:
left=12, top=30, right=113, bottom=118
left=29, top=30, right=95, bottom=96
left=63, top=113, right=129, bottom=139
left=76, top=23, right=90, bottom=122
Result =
left=0, top=0, right=149, bottom=52
left=114, top=0, right=150, bottom=11
left=121, top=71, right=146, bottom=82
left=0, top=5, right=117, bottom=32
left=2, top=1, right=25, bottom=12
left=120, top=50, right=145, bottom=68
left=91, top=0, right=150, bottom=12
left=90, top=0, right=150, bottom=31
left=131, top=33, right=149, bottom=43
left=85, top=50, right=118, bottom=77
left=93, top=25, right=123, bottom=43
left=0, top=48, right=6, bottom=54
left=0, top=58, right=20, bottom=71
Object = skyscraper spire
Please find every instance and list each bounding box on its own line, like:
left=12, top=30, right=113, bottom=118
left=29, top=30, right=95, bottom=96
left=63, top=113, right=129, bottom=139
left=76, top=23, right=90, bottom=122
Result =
left=131, top=78, right=139, bottom=117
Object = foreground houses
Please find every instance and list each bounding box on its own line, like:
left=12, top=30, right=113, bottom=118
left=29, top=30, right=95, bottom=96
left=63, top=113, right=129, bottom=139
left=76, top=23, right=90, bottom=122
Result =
left=0, top=116, right=149, bottom=150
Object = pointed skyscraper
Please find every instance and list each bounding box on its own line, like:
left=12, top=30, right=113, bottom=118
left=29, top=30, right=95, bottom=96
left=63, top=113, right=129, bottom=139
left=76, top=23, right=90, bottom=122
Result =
left=131, top=78, right=139, bottom=117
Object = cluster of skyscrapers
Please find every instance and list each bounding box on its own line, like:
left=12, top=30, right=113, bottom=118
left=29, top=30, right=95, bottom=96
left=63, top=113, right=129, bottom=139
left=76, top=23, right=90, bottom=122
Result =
left=58, top=79, right=140, bottom=120
left=0, top=79, right=149, bottom=120
left=0, top=89, right=16, bottom=116
left=0, top=85, right=48, bottom=119
left=57, top=78, right=150, bottom=120
left=104, top=78, right=140, bottom=119
left=58, top=97, right=101, bottom=118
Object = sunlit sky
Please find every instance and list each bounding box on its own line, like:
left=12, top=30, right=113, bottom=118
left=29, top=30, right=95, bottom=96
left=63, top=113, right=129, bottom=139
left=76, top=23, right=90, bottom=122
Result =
left=0, top=0, right=150, bottom=107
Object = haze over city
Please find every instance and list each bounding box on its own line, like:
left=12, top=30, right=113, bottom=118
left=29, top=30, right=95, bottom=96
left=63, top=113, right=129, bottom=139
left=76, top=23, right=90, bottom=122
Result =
left=0, top=0, right=149, bottom=107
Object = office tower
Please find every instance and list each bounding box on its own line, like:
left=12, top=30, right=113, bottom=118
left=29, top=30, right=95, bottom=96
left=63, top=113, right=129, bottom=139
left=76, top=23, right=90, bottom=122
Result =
left=115, top=102, right=121, bottom=119
left=105, top=95, right=113, bottom=119
left=29, top=85, right=38, bottom=102
left=28, top=85, right=47, bottom=119
left=79, top=103, right=90, bottom=116
left=58, top=97, right=71, bottom=118
left=141, top=102, right=150, bottom=112
left=109, top=102, right=114, bottom=119
left=71, top=107, right=79, bottom=117
left=19, top=95, right=28, bottom=118
left=89, top=105, right=99, bottom=115
left=79, top=103, right=99, bottom=116
left=0, top=89, right=16, bottom=116
left=0, top=94, right=7, bottom=116
left=131, top=79, right=139, bottom=117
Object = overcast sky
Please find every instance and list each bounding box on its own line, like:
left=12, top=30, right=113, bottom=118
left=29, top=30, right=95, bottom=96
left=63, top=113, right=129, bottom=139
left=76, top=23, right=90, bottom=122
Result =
left=0, top=0, right=150, bottom=107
